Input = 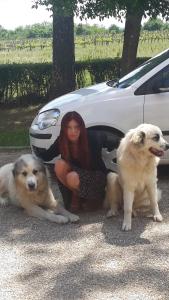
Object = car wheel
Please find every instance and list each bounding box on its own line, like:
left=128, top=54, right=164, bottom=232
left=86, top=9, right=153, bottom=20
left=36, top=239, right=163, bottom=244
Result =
left=101, top=131, right=122, bottom=173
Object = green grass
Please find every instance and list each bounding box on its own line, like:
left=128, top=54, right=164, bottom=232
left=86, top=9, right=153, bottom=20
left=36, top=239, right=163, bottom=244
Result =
left=0, top=129, right=29, bottom=147
left=0, top=41, right=167, bottom=64
left=0, top=47, right=52, bottom=64
left=0, top=105, right=41, bottom=147
left=0, top=31, right=168, bottom=64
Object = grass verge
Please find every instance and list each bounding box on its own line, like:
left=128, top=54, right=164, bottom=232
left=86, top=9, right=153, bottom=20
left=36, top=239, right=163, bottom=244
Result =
left=0, top=129, right=29, bottom=147
left=0, top=105, right=41, bottom=147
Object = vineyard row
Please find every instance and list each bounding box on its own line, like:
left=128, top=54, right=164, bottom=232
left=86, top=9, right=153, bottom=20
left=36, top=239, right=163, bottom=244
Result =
left=0, top=30, right=169, bottom=51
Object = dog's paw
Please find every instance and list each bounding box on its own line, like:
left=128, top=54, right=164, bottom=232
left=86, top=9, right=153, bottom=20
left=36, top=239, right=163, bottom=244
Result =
left=0, top=197, right=9, bottom=206
left=122, top=221, right=131, bottom=231
left=153, top=213, right=163, bottom=222
left=106, top=208, right=118, bottom=218
left=68, top=213, right=80, bottom=223
left=55, top=215, right=69, bottom=224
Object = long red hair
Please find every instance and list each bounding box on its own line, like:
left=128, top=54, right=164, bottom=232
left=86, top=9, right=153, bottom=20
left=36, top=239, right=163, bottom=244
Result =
left=59, top=111, right=91, bottom=169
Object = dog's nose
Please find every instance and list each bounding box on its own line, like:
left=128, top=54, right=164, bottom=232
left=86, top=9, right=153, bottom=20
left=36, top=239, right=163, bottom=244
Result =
left=28, top=182, right=36, bottom=190
left=165, top=143, right=169, bottom=150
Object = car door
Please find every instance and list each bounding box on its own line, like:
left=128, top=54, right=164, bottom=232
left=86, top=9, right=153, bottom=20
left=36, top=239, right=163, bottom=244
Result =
left=135, top=64, right=169, bottom=161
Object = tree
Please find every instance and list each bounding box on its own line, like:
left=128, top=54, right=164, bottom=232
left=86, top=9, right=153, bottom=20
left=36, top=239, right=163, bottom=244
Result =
left=52, top=6, right=75, bottom=97
left=143, top=17, right=169, bottom=31
left=108, top=24, right=122, bottom=33
left=75, top=23, right=107, bottom=36
left=33, top=0, right=78, bottom=97
left=80, top=0, right=169, bottom=76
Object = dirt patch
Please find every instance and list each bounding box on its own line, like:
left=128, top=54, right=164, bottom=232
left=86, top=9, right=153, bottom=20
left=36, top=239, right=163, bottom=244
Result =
left=0, top=149, right=31, bottom=166
left=0, top=151, right=169, bottom=299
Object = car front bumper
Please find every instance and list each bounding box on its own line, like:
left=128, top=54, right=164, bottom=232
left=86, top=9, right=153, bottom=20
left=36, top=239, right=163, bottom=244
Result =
left=29, top=124, right=61, bottom=163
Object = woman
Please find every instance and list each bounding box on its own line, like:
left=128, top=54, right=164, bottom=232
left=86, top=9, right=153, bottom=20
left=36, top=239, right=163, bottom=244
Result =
left=35, top=111, right=118, bottom=212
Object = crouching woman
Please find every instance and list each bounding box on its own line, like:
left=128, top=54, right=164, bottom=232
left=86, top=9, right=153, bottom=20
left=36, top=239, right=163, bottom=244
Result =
left=35, top=111, right=119, bottom=212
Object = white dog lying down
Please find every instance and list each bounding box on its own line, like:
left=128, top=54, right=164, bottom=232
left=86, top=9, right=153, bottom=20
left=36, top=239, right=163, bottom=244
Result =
left=0, top=154, right=79, bottom=224
left=106, top=124, right=169, bottom=231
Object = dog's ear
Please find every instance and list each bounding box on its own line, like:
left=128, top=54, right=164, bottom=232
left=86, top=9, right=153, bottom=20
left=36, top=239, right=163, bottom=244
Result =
left=12, top=167, right=16, bottom=177
left=12, top=161, right=19, bottom=177
left=131, top=130, right=145, bottom=145
left=34, top=157, right=47, bottom=175
left=12, top=159, right=25, bottom=177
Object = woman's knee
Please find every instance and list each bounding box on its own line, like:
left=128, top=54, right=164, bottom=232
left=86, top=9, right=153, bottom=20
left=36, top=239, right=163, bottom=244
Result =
left=66, top=171, right=80, bottom=190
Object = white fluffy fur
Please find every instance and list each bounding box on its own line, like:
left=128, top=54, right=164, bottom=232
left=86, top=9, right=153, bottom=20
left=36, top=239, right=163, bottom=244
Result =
left=106, top=124, right=169, bottom=231
left=0, top=154, right=79, bottom=224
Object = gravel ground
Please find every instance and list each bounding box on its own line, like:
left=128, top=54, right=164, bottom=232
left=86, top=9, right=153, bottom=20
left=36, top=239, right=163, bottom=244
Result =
left=0, top=149, right=169, bottom=300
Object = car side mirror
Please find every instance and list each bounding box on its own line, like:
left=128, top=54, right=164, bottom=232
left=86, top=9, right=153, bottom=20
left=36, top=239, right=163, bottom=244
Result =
left=158, top=87, right=169, bottom=92
left=106, top=79, right=119, bottom=87
left=152, top=85, right=169, bottom=93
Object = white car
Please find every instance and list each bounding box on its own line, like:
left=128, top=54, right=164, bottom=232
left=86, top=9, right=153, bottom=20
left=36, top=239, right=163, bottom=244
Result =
left=30, top=48, right=169, bottom=171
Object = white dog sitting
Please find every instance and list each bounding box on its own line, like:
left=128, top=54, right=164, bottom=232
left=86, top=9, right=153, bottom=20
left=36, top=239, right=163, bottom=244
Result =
left=106, top=124, right=169, bottom=231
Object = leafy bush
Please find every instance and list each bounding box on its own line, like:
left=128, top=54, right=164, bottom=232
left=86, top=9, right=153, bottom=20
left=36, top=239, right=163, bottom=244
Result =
left=0, top=57, right=149, bottom=106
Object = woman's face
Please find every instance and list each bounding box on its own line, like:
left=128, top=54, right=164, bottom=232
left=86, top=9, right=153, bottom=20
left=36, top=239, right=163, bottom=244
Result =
left=66, top=119, right=81, bottom=143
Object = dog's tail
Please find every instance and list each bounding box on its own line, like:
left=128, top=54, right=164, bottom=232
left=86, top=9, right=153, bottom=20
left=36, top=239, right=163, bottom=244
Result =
left=104, top=172, right=122, bottom=216
left=104, top=172, right=117, bottom=209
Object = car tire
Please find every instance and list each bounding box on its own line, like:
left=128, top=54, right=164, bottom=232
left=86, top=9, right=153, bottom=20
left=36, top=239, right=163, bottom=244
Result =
left=102, top=133, right=121, bottom=172
left=91, top=130, right=122, bottom=173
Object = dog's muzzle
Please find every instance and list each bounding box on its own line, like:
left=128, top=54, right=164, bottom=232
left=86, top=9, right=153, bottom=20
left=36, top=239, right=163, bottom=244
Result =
left=28, top=182, right=36, bottom=190
left=149, top=143, right=169, bottom=157
left=149, top=147, right=164, bottom=157
left=27, top=179, right=37, bottom=191
left=26, top=175, right=37, bottom=191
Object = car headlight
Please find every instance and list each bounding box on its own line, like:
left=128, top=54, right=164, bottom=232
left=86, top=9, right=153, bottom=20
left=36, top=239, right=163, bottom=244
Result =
left=37, top=109, right=60, bottom=130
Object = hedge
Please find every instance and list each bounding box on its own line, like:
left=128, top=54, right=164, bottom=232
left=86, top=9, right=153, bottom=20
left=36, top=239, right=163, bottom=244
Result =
left=0, top=57, right=149, bottom=106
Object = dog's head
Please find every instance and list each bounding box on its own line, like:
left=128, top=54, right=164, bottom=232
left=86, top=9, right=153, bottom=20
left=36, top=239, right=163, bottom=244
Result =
left=12, top=154, right=47, bottom=192
left=130, top=123, right=169, bottom=157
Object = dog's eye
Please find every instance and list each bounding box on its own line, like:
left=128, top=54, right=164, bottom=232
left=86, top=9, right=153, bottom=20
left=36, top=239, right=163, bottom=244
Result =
left=152, top=134, right=160, bottom=141
left=22, top=171, right=27, bottom=177
left=33, top=169, right=38, bottom=175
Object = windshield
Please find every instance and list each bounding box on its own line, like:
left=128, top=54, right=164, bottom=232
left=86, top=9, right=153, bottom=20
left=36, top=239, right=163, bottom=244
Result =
left=113, top=49, right=169, bottom=89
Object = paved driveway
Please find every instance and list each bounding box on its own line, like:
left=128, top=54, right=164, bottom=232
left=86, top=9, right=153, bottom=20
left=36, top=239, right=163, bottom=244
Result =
left=0, top=150, right=169, bottom=300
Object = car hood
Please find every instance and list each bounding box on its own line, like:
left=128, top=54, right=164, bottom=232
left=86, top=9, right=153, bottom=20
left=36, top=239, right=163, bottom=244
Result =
left=39, top=82, right=130, bottom=113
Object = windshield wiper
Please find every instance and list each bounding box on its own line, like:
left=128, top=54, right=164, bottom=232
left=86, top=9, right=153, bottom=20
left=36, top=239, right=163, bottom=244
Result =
left=106, top=79, right=119, bottom=87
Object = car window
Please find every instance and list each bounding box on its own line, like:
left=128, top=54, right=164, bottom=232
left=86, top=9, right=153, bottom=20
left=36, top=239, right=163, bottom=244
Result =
left=135, top=64, right=169, bottom=95
left=115, top=49, right=169, bottom=89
